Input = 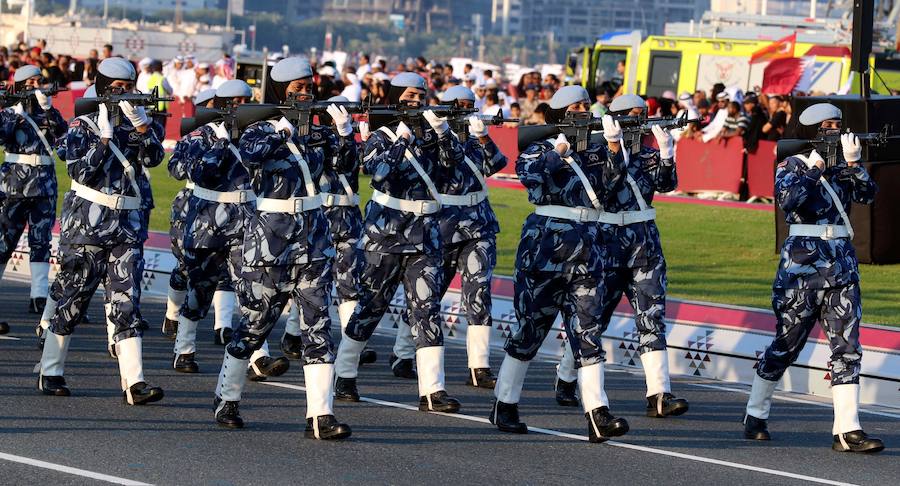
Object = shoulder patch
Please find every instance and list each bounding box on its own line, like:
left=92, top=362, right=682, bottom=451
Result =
left=69, top=119, right=81, bottom=127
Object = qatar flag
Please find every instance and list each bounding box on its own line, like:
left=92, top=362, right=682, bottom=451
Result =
left=761, top=57, right=804, bottom=95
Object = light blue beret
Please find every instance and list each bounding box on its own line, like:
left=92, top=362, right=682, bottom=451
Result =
left=609, top=94, right=647, bottom=113
left=14, top=65, right=41, bottom=83
left=549, top=85, right=590, bottom=109
left=442, top=85, right=476, bottom=103
left=390, top=72, right=426, bottom=89
left=270, top=57, right=313, bottom=82
left=215, top=80, right=252, bottom=99
left=98, top=57, right=136, bottom=81
left=799, top=103, right=842, bottom=126
left=193, top=88, right=217, bottom=105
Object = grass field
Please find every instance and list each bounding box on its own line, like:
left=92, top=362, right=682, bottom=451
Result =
left=44, top=160, right=900, bottom=325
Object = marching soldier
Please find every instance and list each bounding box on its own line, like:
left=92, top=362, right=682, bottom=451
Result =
left=490, top=86, right=629, bottom=443
left=552, top=94, right=689, bottom=418
left=392, top=85, right=507, bottom=388
left=743, top=103, right=883, bottom=453
left=213, top=57, right=351, bottom=440
left=333, top=72, right=465, bottom=413
left=169, top=80, right=288, bottom=379
left=36, top=57, right=165, bottom=405
left=280, top=95, right=377, bottom=366
left=0, top=65, right=67, bottom=334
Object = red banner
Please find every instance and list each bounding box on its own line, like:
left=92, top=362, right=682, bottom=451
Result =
left=488, top=125, right=520, bottom=177
left=746, top=140, right=777, bottom=198
left=761, top=57, right=804, bottom=95
left=674, top=137, right=745, bottom=194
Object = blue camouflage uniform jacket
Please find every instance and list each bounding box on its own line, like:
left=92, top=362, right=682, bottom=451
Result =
left=600, top=144, right=677, bottom=268
left=0, top=105, right=67, bottom=198
left=169, top=123, right=254, bottom=249
left=315, top=125, right=361, bottom=241
left=516, top=139, right=624, bottom=276
left=774, top=155, right=877, bottom=289
left=360, top=122, right=465, bottom=254
left=60, top=113, right=165, bottom=245
left=435, top=134, right=507, bottom=244
left=238, top=121, right=348, bottom=266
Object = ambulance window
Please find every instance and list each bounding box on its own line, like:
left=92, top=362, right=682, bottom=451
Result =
left=646, top=52, right=681, bottom=97
left=595, top=49, right=626, bottom=89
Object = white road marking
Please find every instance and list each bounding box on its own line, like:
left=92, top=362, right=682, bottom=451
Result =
left=261, top=381, right=857, bottom=486
left=0, top=335, right=21, bottom=340
left=0, top=452, right=152, bottom=485
left=689, top=383, right=900, bottom=419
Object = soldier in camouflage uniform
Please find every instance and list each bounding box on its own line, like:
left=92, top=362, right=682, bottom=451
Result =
left=333, top=72, right=464, bottom=413
left=552, top=94, right=689, bottom=418
left=169, top=80, right=288, bottom=380
left=0, top=65, right=67, bottom=335
left=490, top=86, right=630, bottom=443
left=36, top=58, right=165, bottom=406
left=391, top=85, right=507, bottom=388
left=744, top=103, right=883, bottom=454
left=162, top=87, right=239, bottom=346
left=280, top=95, right=377, bottom=366
left=213, top=57, right=351, bottom=440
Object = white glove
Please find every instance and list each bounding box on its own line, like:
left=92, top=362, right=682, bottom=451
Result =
left=396, top=121, right=414, bottom=142
left=34, top=90, right=52, bottom=111
left=468, top=115, right=488, bottom=138
left=806, top=149, right=825, bottom=170
left=602, top=114, right=622, bottom=143
left=652, top=124, right=674, bottom=160
left=210, top=122, right=229, bottom=141
left=97, top=103, right=114, bottom=139
left=554, top=133, right=571, bottom=156
left=423, top=109, right=449, bottom=136
left=841, top=133, right=862, bottom=163
left=274, top=116, right=294, bottom=136
left=10, top=103, right=24, bottom=116
left=358, top=121, right=371, bottom=142
left=118, top=100, right=150, bottom=128
left=326, top=104, right=353, bottom=137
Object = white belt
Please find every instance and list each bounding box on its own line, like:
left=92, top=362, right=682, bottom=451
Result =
left=371, top=189, right=440, bottom=215
left=5, top=153, right=53, bottom=166
left=789, top=224, right=850, bottom=240
left=597, top=209, right=657, bottom=226
left=321, top=193, right=361, bottom=207
left=256, top=195, right=321, bottom=213
left=70, top=181, right=141, bottom=210
left=438, top=191, right=487, bottom=207
left=535, top=205, right=601, bottom=223
left=184, top=181, right=196, bottom=190
left=191, top=185, right=256, bottom=204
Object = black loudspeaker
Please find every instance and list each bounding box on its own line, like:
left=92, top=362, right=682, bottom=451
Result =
left=776, top=95, right=900, bottom=263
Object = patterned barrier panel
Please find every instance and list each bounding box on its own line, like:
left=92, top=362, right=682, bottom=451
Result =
left=5, top=229, right=899, bottom=409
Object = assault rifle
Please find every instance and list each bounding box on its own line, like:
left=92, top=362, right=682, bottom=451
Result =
left=179, top=106, right=240, bottom=140
left=74, top=86, right=173, bottom=125
left=0, top=82, right=69, bottom=113
left=235, top=93, right=382, bottom=136
left=367, top=104, right=479, bottom=138
left=614, top=111, right=699, bottom=153
left=445, top=109, right=519, bottom=141
left=516, top=111, right=603, bottom=152
left=777, top=126, right=900, bottom=169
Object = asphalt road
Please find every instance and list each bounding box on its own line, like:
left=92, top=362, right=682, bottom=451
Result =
left=1, top=278, right=898, bottom=486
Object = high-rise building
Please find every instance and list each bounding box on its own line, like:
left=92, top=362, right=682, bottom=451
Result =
left=709, top=0, right=845, bottom=17
left=322, top=0, right=462, bottom=33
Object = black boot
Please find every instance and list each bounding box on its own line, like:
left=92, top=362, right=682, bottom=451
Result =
left=29, top=297, right=47, bottom=314
left=123, top=382, right=164, bottom=405
left=214, top=327, right=233, bottom=346
left=280, top=333, right=303, bottom=360
left=79, top=312, right=91, bottom=324
left=305, top=415, right=352, bottom=440
left=35, top=325, right=45, bottom=349
left=466, top=368, right=497, bottom=389
left=161, top=317, right=178, bottom=339
left=743, top=414, right=770, bottom=441
left=173, top=353, right=200, bottom=373
left=38, top=375, right=70, bottom=396
left=419, top=391, right=461, bottom=413
left=247, top=356, right=290, bottom=382
left=555, top=378, right=579, bottom=407
left=489, top=399, right=527, bottom=434
left=0, top=321, right=8, bottom=335
left=334, top=377, right=360, bottom=402
left=389, top=354, right=417, bottom=379
left=214, top=397, right=244, bottom=428
left=832, top=430, right=884, bottom=453
left=646, top=393, right=689, bottom=418
left=359, top=347, right=378, bottom=365
left=585, top=407, right=629, bottom=443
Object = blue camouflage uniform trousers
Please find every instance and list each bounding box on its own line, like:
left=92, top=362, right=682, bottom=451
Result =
left=505, top=139, right=623, bottom=366
left=323, top=205, right=364, bottom=302
left=167, top=187, right=192, bottom=293
left=595, top=145, right=678, bottom=355
left=226, top=122, right=349, bottom=365
left=756, top=155, right=877, bottom=386
left=343, top=123, right=465, bottom=349
left=0, top=105, right=67, bottom=264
